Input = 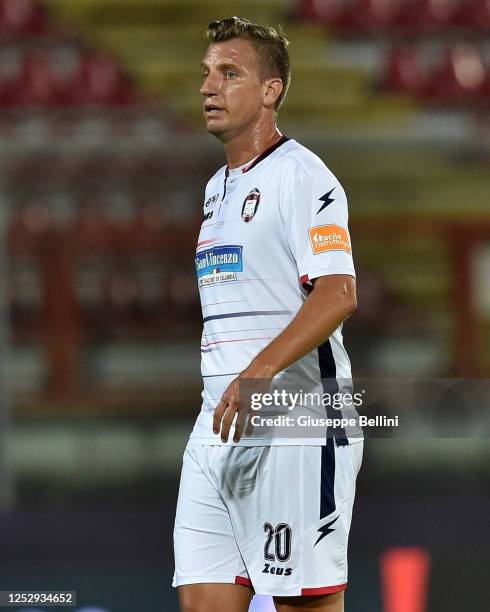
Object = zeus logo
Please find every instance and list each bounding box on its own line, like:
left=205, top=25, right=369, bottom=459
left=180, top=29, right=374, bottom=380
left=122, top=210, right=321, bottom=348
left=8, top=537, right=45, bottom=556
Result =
left=262, top=563, right=293, bottom=576
left=314, top=515, right=339, bottom=546
left=317, top=188, right=335, bottom=215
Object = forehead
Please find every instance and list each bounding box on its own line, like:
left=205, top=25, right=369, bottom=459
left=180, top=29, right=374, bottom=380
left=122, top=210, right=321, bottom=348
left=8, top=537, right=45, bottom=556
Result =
left=202, top=37, right=260, bottom=68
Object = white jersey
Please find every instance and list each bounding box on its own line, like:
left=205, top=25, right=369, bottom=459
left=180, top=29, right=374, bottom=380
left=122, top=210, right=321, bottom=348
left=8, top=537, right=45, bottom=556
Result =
left=189, top=137, right=357, bottom=446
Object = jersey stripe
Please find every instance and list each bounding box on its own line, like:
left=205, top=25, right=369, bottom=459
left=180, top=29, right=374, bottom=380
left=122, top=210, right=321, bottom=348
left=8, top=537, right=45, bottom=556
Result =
left=301, top=584, right=347, bottom=596
left=197, top=238, right=218, bottom=249
left=201, top=336, right=275, bottom=348
left=320, top=437, right=337, bottom=519
left=203, top=310, right=292, bottom=324
left=317, top=340, right=349, bottom=447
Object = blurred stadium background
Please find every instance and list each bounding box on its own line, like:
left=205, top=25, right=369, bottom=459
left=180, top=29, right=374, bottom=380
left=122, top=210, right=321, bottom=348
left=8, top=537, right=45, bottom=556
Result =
left=0, top=0, right=489, bottom=610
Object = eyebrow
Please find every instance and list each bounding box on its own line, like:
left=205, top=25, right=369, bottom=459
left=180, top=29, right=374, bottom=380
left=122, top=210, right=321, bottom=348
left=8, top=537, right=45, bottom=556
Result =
left=200, top=61, right=240, bottom=71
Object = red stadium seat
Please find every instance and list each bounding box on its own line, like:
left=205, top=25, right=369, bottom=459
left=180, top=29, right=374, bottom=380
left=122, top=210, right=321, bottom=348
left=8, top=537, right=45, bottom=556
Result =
left=343, top=0, right=408, bottom=32
left=425, top=44, right=487, bottom=103
left=0, top=3, right=5, bottom=33
left=299, top=0, right=488, bottom=32
left=395, top=0, right=431, bottom=31
left=299, top=0, right=420, bottom=33
left=0, top=0, right=46, bottom=35
left=417, top=0, right=464, bottom=31
left=17, top=52, right=65, bottom=106
left=328, top=0, right=374, bottom=33
left=297, top=0, right=374, bottom=33
left=385, top=45, right=428, bottom=96
left=369, top=0, right=406, bottom=28
left=68, top=52, right=134, bottom=105
left=297, top=0, right=346, bottom=27
left=0, top=74, right=15, bottom=106
left=462, top=0, right=490, bottom=30
left=373, top=0, right=464, bottom=32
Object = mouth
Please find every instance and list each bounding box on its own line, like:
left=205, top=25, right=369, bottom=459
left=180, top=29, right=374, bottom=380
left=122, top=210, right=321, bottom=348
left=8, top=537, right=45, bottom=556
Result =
left=204, top=104, right=224, bottom=116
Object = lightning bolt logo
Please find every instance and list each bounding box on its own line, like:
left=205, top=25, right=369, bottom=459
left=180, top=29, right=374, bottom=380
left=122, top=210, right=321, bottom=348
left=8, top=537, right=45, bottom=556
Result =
left=314, top=515, right=339, bottom=546
left=317, top=188, right=336, bottom=215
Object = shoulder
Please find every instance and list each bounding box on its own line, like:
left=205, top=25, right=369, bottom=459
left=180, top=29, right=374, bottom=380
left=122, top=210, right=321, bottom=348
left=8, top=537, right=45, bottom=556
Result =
left=275, top=139, right=340, bottom=185
left=277, top=140, right=349, bottom=220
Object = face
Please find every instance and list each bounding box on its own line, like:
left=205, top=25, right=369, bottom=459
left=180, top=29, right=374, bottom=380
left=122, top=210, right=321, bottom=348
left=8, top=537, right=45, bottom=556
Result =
left=200, top=38, right=270, bottom=141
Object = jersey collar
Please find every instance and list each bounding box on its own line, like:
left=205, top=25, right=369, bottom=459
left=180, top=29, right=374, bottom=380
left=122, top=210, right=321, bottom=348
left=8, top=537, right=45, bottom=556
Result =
left=226, top=135, right=290, bottom=175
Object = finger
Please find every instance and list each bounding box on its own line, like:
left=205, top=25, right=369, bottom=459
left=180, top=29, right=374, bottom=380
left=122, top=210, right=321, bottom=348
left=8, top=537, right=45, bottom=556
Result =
left=245, top=412, right=255, bottom=437
left=213, top=397, right=228, bottom=434
left=233, top=404, right=249, bottom=443
left=221, top=399, right=239, bottom=443
left=232, top=387, right=251, bottom=443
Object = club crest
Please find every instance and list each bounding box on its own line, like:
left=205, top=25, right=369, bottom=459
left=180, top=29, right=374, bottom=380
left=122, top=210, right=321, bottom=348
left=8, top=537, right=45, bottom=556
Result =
left=241, top=188, right=261, bottom=222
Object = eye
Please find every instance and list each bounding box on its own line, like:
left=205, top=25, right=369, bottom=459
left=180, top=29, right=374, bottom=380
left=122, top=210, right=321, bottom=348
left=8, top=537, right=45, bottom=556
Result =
left=225, top=70, right=237, bottom=79
left=201, top=72, right=209, bottom=80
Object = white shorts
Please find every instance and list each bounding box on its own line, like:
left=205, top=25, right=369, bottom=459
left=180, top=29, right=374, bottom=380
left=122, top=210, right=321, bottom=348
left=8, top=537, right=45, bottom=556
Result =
left=173, top=439, right=363, bottom=597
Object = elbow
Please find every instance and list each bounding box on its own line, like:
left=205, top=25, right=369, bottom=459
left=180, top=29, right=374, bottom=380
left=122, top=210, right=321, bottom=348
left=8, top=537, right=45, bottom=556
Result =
left=342, top=279, right=357, bottom=318
left=312, top=275, right=357, bottom=320
left=345, top=277, right=357, bottom=318
left=344, top=294, right=357, bottom=318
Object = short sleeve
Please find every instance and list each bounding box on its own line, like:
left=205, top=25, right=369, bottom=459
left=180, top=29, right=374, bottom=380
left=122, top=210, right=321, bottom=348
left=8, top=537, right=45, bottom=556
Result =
left=280, top=162, right=356, bottom=289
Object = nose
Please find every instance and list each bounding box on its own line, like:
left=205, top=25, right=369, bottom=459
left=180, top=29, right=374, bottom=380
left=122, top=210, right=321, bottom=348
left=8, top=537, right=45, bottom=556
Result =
left=200, top=71, right=218, bottom=98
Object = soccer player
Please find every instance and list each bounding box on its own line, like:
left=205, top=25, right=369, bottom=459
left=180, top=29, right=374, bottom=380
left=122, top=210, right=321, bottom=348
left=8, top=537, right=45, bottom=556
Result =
left=173, top=17, right=363, bottom=612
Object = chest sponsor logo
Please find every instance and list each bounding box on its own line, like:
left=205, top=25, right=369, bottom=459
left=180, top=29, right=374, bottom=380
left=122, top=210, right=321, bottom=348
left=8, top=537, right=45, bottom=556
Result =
left=309, top=224, right=351, bottom=255
left=241, top=188, right=260, bottom=222
left=195, top=245, right=243, bottom=286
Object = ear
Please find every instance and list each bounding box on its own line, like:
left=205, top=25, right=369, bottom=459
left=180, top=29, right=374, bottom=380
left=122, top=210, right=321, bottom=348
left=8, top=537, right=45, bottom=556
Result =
left=263, top=77, right=284, bottom=109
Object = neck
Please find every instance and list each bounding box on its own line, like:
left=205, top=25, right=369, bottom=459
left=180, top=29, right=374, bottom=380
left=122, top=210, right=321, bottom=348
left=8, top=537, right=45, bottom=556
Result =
left=223, top=121, right=283, bottom=169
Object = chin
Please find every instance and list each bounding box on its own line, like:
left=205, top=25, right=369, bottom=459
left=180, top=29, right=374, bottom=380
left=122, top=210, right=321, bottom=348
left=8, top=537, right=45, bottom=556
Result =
left=205, top=120, right=228, bottom=139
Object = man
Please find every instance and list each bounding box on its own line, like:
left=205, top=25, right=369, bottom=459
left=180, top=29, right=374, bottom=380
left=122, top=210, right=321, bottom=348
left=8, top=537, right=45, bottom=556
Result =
left=173, top=16, right=363, bottom=612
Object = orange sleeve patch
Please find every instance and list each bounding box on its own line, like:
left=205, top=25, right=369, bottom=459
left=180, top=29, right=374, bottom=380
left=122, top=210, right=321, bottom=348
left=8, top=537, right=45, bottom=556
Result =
left=309, top=225, right=351, bottom=255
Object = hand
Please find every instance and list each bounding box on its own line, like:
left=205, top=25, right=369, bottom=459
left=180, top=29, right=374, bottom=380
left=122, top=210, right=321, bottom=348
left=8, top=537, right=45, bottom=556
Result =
left=213, top=363, right=275, bottom=443
left=213, top=375, right=244, bottom=443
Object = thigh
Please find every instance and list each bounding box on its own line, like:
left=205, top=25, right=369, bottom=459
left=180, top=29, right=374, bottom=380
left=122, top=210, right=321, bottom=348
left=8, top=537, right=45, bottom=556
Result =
left=173, top=444, right=251, bottom=589
left=179, top=583, right=252, bottom=612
